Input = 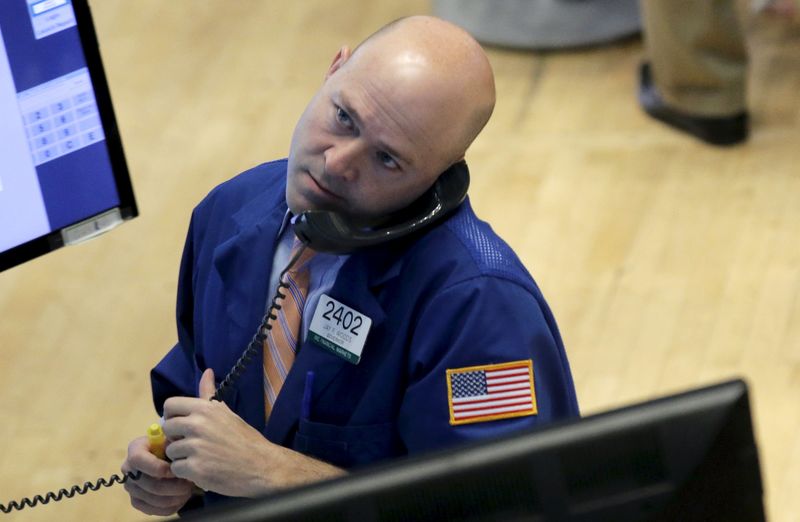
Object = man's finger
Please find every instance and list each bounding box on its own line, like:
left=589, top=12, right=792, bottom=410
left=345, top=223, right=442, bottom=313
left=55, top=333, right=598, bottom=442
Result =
left=163, top=396, right=206, bottom=419
left=162, top=414, right=198, bottom=441
left=170, top=457, right=200, bottom=485
left=127, top=437, right=176, bottom=479
left=130, top=494, right=185, bottom=517
left=199, top=368, right=216, bottom=401
left=127, top=472, right=194, bottom=497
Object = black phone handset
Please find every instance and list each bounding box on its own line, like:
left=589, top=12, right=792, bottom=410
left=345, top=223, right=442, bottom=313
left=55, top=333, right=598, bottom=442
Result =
left=0, top=161, right=469, bottom=514
left=294, top=160, right=470, bottom=254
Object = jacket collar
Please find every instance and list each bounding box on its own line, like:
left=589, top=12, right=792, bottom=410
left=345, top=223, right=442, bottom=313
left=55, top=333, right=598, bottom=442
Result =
left=210, top=180, right=287, bottom=430
left=213, top=185, right=288, bottom=334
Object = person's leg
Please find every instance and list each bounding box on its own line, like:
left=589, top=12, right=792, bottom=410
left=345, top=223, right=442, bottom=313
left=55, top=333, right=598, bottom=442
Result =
left=641, top=0, right=747, bottom=116
left=638, top=0, right=749, bottom=145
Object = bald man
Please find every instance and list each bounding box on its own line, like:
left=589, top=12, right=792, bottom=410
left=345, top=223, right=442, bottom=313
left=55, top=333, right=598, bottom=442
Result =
left=121, top=16, right=578, bottom=515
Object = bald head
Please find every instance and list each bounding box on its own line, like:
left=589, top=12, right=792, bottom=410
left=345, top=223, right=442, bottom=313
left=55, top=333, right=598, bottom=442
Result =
left=286, top=16, right=495, bottom=222
left=346, top=16, right=496, bottom=161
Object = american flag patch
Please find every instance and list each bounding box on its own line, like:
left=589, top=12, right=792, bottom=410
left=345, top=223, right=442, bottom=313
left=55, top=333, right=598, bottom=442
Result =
left=447, top=360, right=537, bottom=425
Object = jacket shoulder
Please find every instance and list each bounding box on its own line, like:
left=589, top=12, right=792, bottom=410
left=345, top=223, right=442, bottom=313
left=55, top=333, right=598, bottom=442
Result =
left=418, top=200, right=536, bottom=291
left=196, top=159, right=287, bottom=218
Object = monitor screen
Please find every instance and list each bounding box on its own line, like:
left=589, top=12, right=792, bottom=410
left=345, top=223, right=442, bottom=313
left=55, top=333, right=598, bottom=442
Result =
left=179, top=379, right=765, bottom=522
left=0, top=0, right=136, bottom=272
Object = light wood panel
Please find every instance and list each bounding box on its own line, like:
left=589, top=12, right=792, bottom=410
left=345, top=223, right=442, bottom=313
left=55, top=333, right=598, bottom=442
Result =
left=0, top=2, right=797, bottom=520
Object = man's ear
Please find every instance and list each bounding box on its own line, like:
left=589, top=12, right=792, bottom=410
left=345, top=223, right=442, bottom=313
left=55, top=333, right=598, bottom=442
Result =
left=324, top=46, right=351, bottom=80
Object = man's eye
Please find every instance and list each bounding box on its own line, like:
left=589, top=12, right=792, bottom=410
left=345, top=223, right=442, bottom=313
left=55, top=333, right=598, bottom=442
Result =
left=377, top=151, right=399, bottom=169
left=335, top=106, right=353, bottom=128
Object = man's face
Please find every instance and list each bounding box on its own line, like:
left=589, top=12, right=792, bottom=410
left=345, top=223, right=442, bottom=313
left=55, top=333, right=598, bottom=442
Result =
left=286, top=47, right=461, bottom=225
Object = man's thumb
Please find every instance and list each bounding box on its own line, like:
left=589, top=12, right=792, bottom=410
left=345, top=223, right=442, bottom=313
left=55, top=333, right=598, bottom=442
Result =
left=199, top=368, right=216, bottom=400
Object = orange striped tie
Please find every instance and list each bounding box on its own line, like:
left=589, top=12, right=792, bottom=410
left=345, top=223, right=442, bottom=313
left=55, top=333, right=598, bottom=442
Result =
left=263, top=239, right=315, bottom=419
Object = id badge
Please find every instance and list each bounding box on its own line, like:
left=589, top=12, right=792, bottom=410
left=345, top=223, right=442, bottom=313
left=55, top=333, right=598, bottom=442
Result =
left=308, top=294, right=372, bottom=364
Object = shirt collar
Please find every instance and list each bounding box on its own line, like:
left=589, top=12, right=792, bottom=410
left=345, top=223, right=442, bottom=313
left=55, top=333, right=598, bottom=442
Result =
left=277, top=210, right=293, bottom=238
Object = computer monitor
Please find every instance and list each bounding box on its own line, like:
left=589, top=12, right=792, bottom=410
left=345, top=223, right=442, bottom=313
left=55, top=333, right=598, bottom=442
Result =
left=0, top=0, right=136, bottom=272
left=179, top=379, right=765, bottom=522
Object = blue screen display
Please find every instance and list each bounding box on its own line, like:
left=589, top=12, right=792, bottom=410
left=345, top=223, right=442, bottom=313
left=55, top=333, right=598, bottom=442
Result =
left=0, top=0, right=121, bottom=253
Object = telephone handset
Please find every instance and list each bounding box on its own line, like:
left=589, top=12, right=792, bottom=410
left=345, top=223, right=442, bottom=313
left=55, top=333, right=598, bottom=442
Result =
left=293, top=160, right=470, bottom=254
left=0, top=162, right=470, bottom=514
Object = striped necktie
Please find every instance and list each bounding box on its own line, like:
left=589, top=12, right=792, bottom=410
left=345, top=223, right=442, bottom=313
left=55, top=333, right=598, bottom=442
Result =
left=263, top=238, right=315, bottom=419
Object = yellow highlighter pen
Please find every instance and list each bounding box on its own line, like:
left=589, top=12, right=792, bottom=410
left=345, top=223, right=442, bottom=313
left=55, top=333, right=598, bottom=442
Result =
left=147, top=423, right=167, bottom=460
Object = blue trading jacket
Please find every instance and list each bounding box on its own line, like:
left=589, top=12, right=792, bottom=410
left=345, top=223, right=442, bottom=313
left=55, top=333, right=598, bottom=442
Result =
left=151, top=159, right=579, bottom=491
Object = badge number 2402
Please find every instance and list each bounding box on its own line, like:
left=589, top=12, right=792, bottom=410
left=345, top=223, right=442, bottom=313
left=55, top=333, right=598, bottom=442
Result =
left=309, top=294, right=372, bottom=364
left=321, top=300, right=363, bottom=334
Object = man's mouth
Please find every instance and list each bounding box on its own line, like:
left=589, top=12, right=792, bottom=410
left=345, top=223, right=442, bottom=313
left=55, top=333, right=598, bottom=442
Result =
left=305, top=170, right=343, bottom=201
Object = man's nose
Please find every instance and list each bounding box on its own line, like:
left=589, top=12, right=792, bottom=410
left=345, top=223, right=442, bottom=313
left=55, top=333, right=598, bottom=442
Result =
left=324, top=139, right=362, bottom=182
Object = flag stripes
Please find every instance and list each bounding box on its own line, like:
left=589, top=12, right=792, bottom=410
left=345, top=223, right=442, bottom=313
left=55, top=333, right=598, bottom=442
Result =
left=447, top=360, right=537, bottom=425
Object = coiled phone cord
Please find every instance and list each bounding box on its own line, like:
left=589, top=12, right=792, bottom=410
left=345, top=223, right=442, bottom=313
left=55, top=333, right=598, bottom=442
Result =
left=213, top=243, right=306, bottom=402
left=0, top=244, right=308, bottom=514
left=0, top=472, right=142, bottom=514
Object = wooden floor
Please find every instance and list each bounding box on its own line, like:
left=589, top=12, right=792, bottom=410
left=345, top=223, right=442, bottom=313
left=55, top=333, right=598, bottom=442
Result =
left=0, top=1, right=798, bottom=520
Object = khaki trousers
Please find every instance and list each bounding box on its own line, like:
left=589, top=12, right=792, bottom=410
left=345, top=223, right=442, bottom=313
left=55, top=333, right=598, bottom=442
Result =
left=641, top=0, right=748, bottom=116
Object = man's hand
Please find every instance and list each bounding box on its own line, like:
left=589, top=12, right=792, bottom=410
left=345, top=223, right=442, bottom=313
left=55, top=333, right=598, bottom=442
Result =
left=121, top=435, right=194, bottom=516
left=163, top=368, right=345, bottom=497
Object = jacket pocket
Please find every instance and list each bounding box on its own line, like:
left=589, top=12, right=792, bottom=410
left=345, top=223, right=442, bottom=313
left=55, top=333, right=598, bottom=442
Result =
left=292, top=419, right=401, bottom=469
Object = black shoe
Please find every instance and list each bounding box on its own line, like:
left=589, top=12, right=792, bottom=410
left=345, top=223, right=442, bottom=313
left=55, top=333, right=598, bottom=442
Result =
left=638, top=62, right=748, bottom=146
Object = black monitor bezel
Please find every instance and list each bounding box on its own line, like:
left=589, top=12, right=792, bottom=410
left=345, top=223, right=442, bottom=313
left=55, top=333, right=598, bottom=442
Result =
left=0, top=0, right=137, bottom=273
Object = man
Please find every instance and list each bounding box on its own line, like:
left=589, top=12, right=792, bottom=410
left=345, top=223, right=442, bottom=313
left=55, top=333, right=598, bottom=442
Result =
left=122, top=15, right=578, bottom=516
